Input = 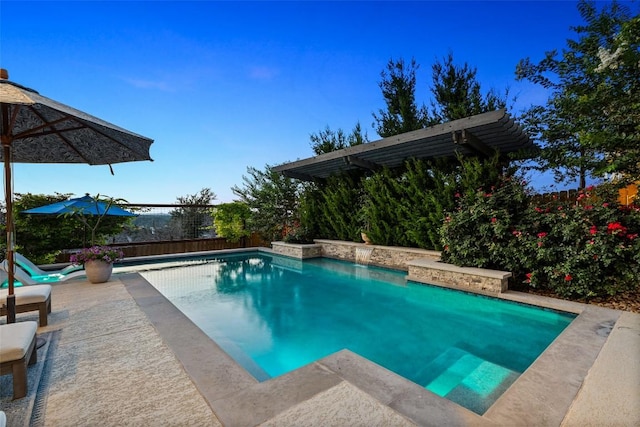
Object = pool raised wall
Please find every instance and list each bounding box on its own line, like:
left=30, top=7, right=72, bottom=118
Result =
left=270, top=239, right=511, bottom=294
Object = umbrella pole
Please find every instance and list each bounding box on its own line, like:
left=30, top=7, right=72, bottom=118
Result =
left=2, top=138, right=16, bottom=323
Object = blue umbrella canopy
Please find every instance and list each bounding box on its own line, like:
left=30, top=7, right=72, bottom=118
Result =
left=22, top=195, right=136, bottom=217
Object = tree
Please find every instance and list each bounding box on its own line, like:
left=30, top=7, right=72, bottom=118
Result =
left=428, top=52, right=511, bottom=124
left=232, top=165, right=301, bottom=241
left=309, top=122, right=369, bottom=155
left=61, top=194, right=131, bottom=246
left=212, top=202, right=251, bottom=243
left=516, top=0, right=640, bottom=187
left=169, top=188, right=217, bottom=239
left=372, top=57, right=429, bottom=137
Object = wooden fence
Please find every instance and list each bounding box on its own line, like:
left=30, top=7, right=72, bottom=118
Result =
left=531, top=183, right=637, bottom=206
left=55, top=232, right=269, bottom=262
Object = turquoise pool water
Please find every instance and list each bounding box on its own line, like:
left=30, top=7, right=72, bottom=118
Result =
left=134, top=252, right=575, bottom=414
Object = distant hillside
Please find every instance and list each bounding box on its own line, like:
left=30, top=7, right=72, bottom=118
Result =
left=133, top=213, right=171, bottom=229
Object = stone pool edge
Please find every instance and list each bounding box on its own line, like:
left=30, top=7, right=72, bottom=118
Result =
left=121, top=267, right=624, bottom=426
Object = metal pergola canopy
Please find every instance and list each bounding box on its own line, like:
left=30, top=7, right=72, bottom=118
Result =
left=273, top=109, right=533, bottom=181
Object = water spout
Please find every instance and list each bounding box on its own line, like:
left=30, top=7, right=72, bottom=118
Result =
left=355, top=246, right=374, bottom=265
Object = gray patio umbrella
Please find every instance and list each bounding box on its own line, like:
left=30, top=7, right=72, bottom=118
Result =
left=0, top=69, right=154, bottom=323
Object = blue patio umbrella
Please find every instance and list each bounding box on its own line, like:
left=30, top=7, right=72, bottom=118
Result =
left=22, top=195, right=136, bottom=217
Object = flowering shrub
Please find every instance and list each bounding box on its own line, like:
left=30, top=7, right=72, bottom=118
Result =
left=440, top=175, right=531, bottom=275
left=517, top=186, right=640, bottom=297
left=282, top=222, right=314, bottom=244
left=442, top=178, right=640, bottom=298
left=70, top=246, right=124, bottom=265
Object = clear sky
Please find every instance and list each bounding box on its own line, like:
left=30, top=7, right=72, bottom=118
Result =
left=1, top=1, right=599, bottom=203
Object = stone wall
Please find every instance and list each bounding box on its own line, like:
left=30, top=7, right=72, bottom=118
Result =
left=270, top=241, right=323, bottom=259
left=407, top=258, right=511, bottom=294
left=314, top=240, right=440, bottom=271
left=271, top=240, right=510, bottom=294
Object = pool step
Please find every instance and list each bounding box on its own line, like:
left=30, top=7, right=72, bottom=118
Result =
left=423, top=348, right=519, bottom=414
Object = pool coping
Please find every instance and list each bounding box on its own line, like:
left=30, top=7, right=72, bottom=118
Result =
left=119, top=250, right=624, bottom=426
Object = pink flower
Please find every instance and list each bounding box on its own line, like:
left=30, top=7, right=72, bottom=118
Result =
left=537, top=232, right=547, bottom=238
left=589, top=225, right=598, bottom=235
left=491, top=217, right=497, bottom=223
left=602, top=202, right=609, bottom=208
left=524, top=272, right=532, bottom=283
left=564, top=274, right=573, bottom=281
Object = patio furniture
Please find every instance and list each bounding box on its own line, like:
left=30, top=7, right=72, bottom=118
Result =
left=0, top=321, right=38, bottom=399
left=1, top=260, right=86, bottom=286
left=0, top=284, right=52, bottom=327
left=14, top=252, right=81, bottom=278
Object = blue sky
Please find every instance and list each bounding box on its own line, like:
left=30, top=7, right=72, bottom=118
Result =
left=1, top=1, right=596, bottom=203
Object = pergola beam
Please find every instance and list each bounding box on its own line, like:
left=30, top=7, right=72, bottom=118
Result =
left=452, top=129, right=496, bottom=157
left=282, top=170, right=315, bottom=181
left=272, top=110, right=532, bottom=180
left=345, top=155, right=381, bottom=172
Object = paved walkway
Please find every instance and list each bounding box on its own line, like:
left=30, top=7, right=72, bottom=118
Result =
left=2, top=272, right=639, bottom=426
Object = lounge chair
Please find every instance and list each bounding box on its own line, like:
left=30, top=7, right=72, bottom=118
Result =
left=1, top=260, right=86, bottom=286
left=0, top=271, right=52, bottom=326
left=14, top=252, right=82, bottom=279
left=0, top=321, right=38, bottom=399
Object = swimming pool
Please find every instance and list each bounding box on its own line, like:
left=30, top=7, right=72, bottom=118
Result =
left=128, top=252, right=575, bottom=415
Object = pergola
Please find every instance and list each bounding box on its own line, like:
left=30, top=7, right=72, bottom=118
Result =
left=273, top=109, right=534, bottom=181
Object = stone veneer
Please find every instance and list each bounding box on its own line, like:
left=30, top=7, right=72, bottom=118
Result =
left=271, top=241, right=323, bottom=259
left=270, top=239, right=511, bottom=294
left=407, top=258, right=511, bottom=294
left=313, top=239, right=440, bottom=270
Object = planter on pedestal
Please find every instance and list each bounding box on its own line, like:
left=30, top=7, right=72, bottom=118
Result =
left=84, top=260, right=113, bottom=284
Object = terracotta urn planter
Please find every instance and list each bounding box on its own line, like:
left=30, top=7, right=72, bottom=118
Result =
left=84, top=260, right=113, bottom=284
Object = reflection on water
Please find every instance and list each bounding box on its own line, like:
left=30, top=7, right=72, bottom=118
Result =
left=139, top=252, right=575, bottom=415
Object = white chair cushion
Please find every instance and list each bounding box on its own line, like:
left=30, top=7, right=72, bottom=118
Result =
left=0, top=284, right=51, bottom=305
left=0, top=321, right=38, bottom=362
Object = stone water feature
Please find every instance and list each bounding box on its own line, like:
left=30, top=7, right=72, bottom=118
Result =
left=354, top=246, right=374, bottom=265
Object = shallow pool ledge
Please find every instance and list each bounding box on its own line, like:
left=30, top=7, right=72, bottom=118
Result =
left=407, top=259, right=511, bottom=294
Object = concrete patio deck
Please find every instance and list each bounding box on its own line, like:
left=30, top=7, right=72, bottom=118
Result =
left=1, top=271, right=639, bottom=426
